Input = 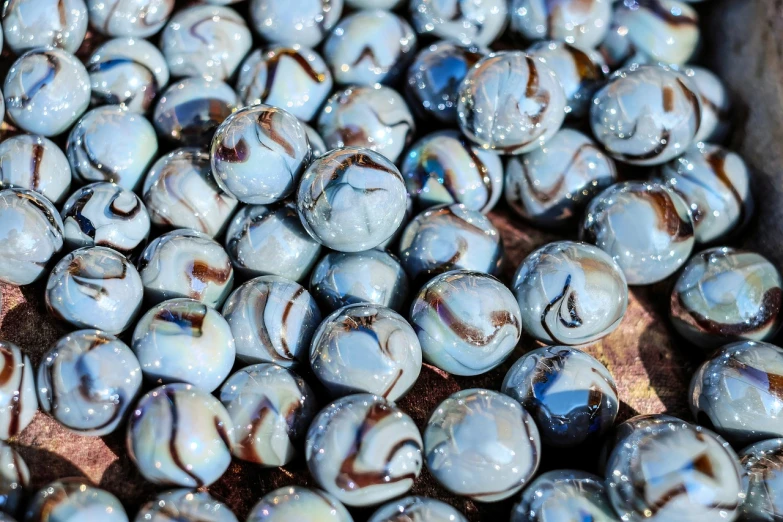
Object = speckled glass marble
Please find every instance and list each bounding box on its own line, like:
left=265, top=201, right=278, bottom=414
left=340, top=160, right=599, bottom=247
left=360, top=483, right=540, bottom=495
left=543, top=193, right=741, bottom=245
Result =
left=135, top=489, right=238, bottom=522
left=690, top=341, right=783, bottom=444
left=505, top=129, right=617, bottom=227
left=137, top=228, right=234, bottom=308
left=425, top=389, right=541, bottom=502
left=0, top=342, right=36, bottom=441
left=24, top=479, right=128, bottom=522
left=4, top=48, right=91, bottom=137
left=410, top=270, right=521, bottom=376
left=318, top=84, right=415, bottom=163
left=305, top=394, right=423, bottom=507
left=67, top=105, right=158, bottom=190
left=398, top=203, right=503, bottom=281
left=738, top=438, right=783, bottom=522
left=0, top=188, right=64, bottom=286
left=590, top=65, right=702, bottom=165
left=221, top=275, right=322, bottom=367
left=36, top=330, right=142, bottom=436
left=0, top=134, right=71, bottom=205
left=411, top=0, right=508, bottom=47
left=605, top=420, right=743, bottom=522
left=297, top=147, right=408, bottom=252
left=671, top=248, right=782, bottom=349
left=161, top=5, right=251, bottom=81
left=324, top=9, right=416, bottom=86
left=143, top=148, right=238, bottom=238
left=153, top=78, right=238, bottom=147
left=127, top=383, right=234, bottom=487
left=457, top=51, right=566, bottom=155
left=368, top=496, right=466, bottom=522
left=657, top=143, right=752, bottom=244
left=401, top=130, right=503, bottom=213
left=511, top=470, right=616, bottom=522
left=219, top=363, right=316, bottom=466
left=513, top=241, right=628, bottom=345
left=211, top=105, right=311, bottom=205
left=687, top=66, right=732, bottom=144
left=132, top=298, right=236, bottom=392
left=224, top=202, right=322, bottom=282
left=309, top=249, right=409, bottom=313
left=1, top=0, right=88, bottom=54
left=87, top=0, right=175, bottom=37
left=502, top=347, right=618, bottom=447
left=246, top=486, right=353, bottom=522
left=249, top=0, right=344, bottom=48
left=87, top=37, right=170, bottom=113
left=509, top=0, right=611, bottom=48
left=0, top=441, right=29, bottom=515
left=235, top=47, right=332, bottom=121
left=581, top=181, right=695, bottom=285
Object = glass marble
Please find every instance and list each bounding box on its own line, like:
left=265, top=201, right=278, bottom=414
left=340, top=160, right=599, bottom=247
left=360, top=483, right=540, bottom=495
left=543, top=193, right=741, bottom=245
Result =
left=222, top=275, right=322, bottom=367
left=4, top=48, right=91, bottom=137
left=305, top=394, right=423, bottom=507
left=348, top=0, right=399, bottom=5
left=405, top=41, right=484, bottom=124
left=526, top=41, right=608, bottom=119
left=45, top=246, right=143, bottom=335
left=671, top=248, right=782, bottom=349
left=87, top=0, right=175, bottom=37
left=87, top=37, right=170, bottom=113
left=425, top=389, right=541, bottom=502
left=410, top=270, right=521, bottom=376
left=398, top=203, right=503, bottom=282
left=502, top=346, right=618, bottom=447
left=318, top=84, right=415, bottom=163
left=738, top=438, right=783, bottom=522
left=143, top=148, right=239, bottom=238
left=132, top=298, right=236, bottom=392
left=219, top=363, right=316, bottom=466
left=310, top=303, right=422, bottom=400
left=509, top=0, right=612, bottom=49
left=135, top=490, right=238, bottom=522
left=401, top=130, right=503, bottom=213
left=24, top=479, right=128, bottom=522
left=657, top=143, right=752, bottom=244
left=249, top=0, right=344, bottom=48
left=0, top=441, right=29, bottom=515
left=161, top=5, right=251, bottom=81
left=580, top=181, right=695, bottom=285
left=590, top=65, right=702, bottom=165
left=211, top=105, right=311, bottom=205
left=36, top=330, right=142, bottom=436
left=127, top=383, right=234, bottom=487
left=0, top=188, right=64, bottom=286
left=2, top=0, right=88, bottom=54
left=511, top=470, right=616, bottom=522
left=690, top=341, right=783, bottom=445
left=246, top=486, right=353, bottom=522
left=686, top=66, right=732, bottom=144
left=0, top=341, right=37, bottom=441
left=304, top=123, right=327, bottom=157
left=297, top=147, right=408, bottom=252
left=61, top=182, right=150, bottom=259
left=368, top=497, right=467, bottom=522
left=0, top=134, right=71, bottom=205
left=457, top=51, right=567, bottom=155
left=600, top=0, right=699, bottom=68
left=153, top=78, right=238, bottom=147
left=137, top=228, right=234, bottom=308
left=512, top=241, right=628, bottom=345
left=505, top=128, right=617, bottom=227
left=235, top=47, right=332, bottom=122
left=67, top=105, right=158, bottom=190
left=605, top=420, right=743, bottom=522
left=224, top=203, right=322, bottom=283
left=309, top=249, right=410, bottom=313
left=410, top=0, right=508, bottom=47
left=323, top=9, right=416, bottom=86
left=598, top=413, right=684, bottom=474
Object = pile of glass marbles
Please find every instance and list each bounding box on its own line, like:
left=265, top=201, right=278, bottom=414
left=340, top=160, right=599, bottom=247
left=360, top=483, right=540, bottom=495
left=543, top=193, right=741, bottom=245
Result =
left=0, top=0, right=780, bottom=520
